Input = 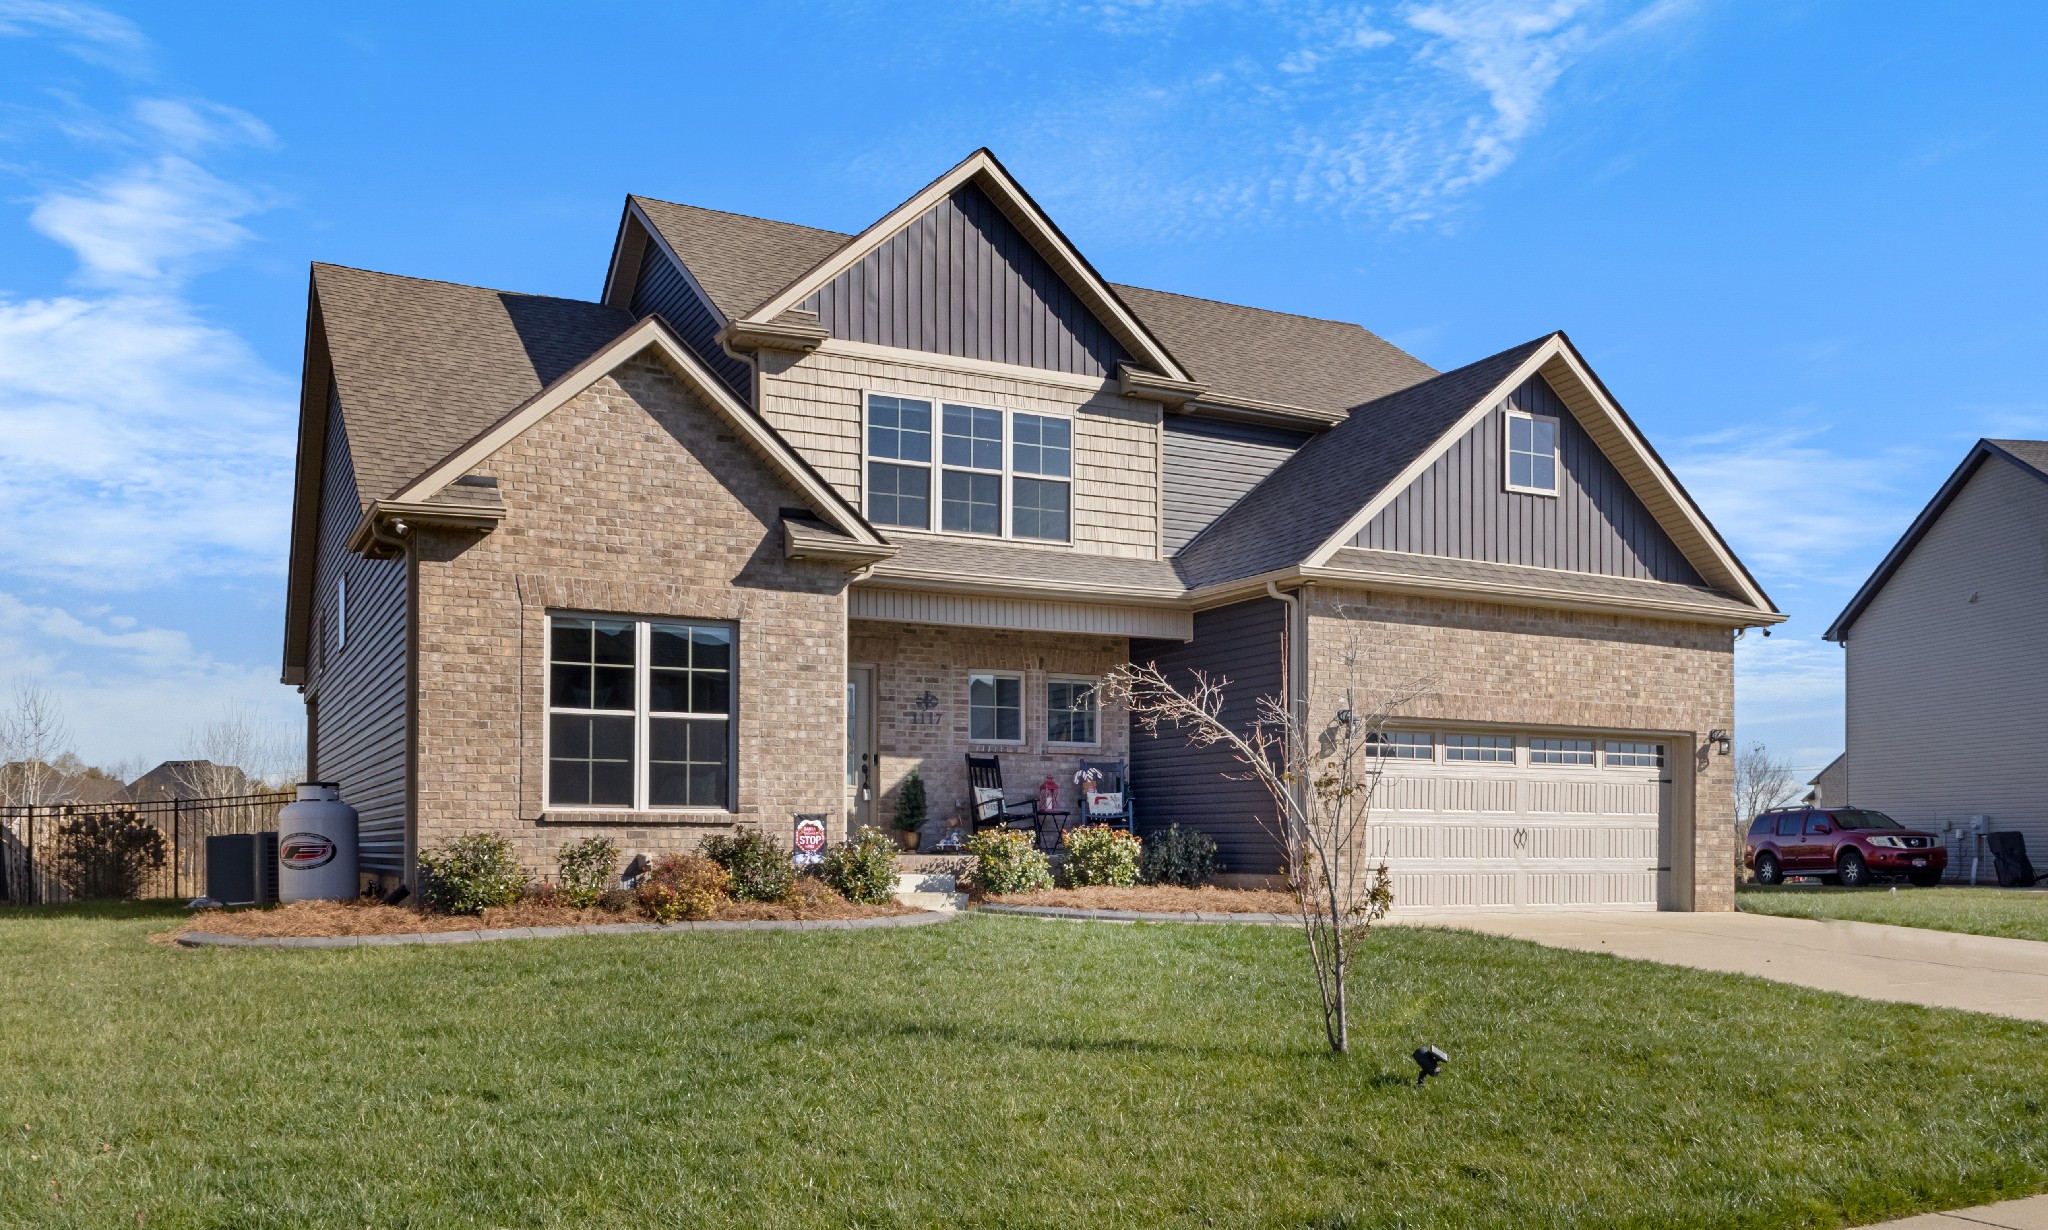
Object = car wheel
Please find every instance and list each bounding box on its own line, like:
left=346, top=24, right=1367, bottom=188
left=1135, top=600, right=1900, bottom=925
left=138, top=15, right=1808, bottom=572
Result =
left=1754, top=851, right=1781, bottom=886
left=1908, top=871, right=1942, bottom=887
left=1838, top=849, right=1871, bottom=888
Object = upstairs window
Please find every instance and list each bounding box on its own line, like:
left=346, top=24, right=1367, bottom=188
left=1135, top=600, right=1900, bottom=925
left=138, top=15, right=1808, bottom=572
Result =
left=865, top=395, right=932, bottom=529
left=1505, top=408, right=1558, bottom=495
left=941, top=405, right=1004, bottom=535
left=1011, top=414, right=1071, bottom=542
left=864, top=394, right=1074, bottom=543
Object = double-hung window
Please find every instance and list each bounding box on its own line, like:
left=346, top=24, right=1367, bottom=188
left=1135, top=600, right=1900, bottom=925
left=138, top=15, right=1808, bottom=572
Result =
left=866, top=395, right=932, bottom=529
left=1505, top=408, right=1559, bottom=495
left=548, top=615, right=733, bottom=811
left=1047, top=677, right=1098, bottom=745
left=941, top=405, right=1005, bottom=535
left=1011, top=414, right=1071, bottom=541
left=968, top=672, right=1023, bottom=743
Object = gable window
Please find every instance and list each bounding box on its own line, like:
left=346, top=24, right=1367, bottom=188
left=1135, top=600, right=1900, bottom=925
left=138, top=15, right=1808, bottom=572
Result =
left=1530, top=737, right=1595, bottom=766
left=1365, top=730, right=1433, bottom=760
left=1011, top=413, right=1071, bottom=542
left=866, top=395, right=932, bottom=529
left=968, top=672, right=1023, bottom=743
left=548, top=614, right=733, bottom=811
left=1047, top=677, right=1098, bottom=745
left=1505, top=408, right=1559, bottom=495
left=941, top=405, right=1005, bottom=535
left=1445, top=734, right=1514, bottom=763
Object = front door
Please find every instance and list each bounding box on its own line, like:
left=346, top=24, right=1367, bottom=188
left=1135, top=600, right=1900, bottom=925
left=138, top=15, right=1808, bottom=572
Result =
left=846, top=666, right=877, bottom=835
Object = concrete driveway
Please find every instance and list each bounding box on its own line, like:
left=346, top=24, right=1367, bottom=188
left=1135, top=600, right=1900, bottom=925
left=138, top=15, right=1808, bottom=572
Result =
left=1434, top=909, right=2048, bottom=1022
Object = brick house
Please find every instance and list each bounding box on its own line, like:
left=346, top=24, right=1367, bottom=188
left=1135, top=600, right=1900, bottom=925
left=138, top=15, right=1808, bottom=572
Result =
left=282, top=149, right=1781, bottom=912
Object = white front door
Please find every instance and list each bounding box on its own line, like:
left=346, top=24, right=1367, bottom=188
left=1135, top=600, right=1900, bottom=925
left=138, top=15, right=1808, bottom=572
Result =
left=846, top=666, right=877, bottom=835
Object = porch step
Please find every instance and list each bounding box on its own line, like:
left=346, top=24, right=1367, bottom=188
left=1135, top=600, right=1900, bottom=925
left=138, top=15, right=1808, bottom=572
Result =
left=895, top=871, right=957, bottom=895
left=894, top=890, right=969, bottom=913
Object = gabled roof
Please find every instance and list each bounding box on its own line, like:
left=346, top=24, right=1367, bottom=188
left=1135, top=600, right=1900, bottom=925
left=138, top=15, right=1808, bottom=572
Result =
left=619, top=196, right=847, bottom=322
left=1824, top=438, right=2048, bottom=642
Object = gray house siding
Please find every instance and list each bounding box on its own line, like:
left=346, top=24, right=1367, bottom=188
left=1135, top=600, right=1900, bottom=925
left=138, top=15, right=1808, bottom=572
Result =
left=1130, top=597, right=1287, bottom=875
left=1844, top=454, right=2048, bottom=874
left=309, top=388, right=410, bottom=875
left=628, top=245, right=752, bottom=401
left=1163, top=418, right=1311, bottom=554
left=1351, top=374, right=1703, bottom=584
left=802, top=183, right=1129, bottom=377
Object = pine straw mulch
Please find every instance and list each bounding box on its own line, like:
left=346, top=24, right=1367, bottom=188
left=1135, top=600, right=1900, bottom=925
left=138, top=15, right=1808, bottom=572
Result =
left=165, top=888, right=915, bottom=940
left=982, top=884, right=1301, bottom=914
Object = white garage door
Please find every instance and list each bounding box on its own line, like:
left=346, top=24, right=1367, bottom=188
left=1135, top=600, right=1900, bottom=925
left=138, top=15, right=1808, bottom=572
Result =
left=1364, top=731, right=1673, bottom=912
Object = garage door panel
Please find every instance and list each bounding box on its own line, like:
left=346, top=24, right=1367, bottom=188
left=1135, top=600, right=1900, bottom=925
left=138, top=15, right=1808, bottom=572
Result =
left=1379, top=775, right=1517, bottom=813
left=1525, top=823, right=1658, bottom=861
left=1369, top=821, right=1518, bottom=860
left=1395, top=871, right=1515, bottom=910
left=1525, top=870, right=1657, bottom=907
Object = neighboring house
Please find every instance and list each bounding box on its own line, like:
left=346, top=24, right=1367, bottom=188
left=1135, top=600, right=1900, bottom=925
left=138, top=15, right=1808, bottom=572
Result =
left=282, top=149, right=1781, bottom=911
left=1825, top=439, right=2048, bottom=874
left=129, top=760, right=250, bottom=803
left=1804, top=753, right=1848, bottom=806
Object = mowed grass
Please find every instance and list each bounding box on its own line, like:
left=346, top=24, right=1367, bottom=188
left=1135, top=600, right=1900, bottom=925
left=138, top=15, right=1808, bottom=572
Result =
left=1740, top=883, right=2048, bottom=944
left=3, top=905, right=2048, bottom=1228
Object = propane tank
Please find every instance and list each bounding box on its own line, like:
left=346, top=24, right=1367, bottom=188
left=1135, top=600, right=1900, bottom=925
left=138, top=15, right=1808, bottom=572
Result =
left=1037, top=775, right=1060, bottom=813
left=276, top=782, right=359, bottom=902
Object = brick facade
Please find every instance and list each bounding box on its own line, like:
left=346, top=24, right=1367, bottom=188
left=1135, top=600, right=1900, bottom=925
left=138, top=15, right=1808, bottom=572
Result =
left=1301, top=585, right=1738, bottom=911
left=410, top=353, right=852, bottom=875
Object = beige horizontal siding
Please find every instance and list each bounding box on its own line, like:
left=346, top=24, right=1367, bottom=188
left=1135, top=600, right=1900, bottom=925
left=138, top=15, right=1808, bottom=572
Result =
left=850, top=586, right=1190, bottom=639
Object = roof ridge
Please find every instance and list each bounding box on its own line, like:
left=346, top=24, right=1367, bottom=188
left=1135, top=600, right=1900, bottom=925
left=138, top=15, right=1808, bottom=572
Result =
left=1112, top=281, right=1378, bottom=332
left=629, top=194, right=853, bottom=242
left=312, top=261, right=606, bottom=307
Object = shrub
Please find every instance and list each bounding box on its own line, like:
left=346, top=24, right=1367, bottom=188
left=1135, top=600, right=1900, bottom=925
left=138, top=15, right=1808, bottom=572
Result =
left=51, top=810, right=167, bottom=900
left=417, top=834, right=526, bottom=915
left=521, top=879, right=565, bottom=908
left=635, top=853, right=730, bottom=922
left=1060, top=825, right=1141, bottom=887
left=702, top=828, right=796, bottom=902
left=555, top=835, right=619, bottom=908
left=892, top=768, right=928, bottom=834
left=819, top=829, right=899, bottom=905
left=1140, top=824, right=1222, bottom=887
left=596, top=887, right=636, bottom=914
left=966, top=829, right=1053, bottom=895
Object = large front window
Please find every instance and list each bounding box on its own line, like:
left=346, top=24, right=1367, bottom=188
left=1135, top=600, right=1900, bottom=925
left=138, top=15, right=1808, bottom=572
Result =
left=548, top=615, right=733, bottom=810
left=1047, top=677, right=1098, bottom=745
left=968, top=672, right=1023, bottom=743
left=865, top=394, right=1072, bottom=542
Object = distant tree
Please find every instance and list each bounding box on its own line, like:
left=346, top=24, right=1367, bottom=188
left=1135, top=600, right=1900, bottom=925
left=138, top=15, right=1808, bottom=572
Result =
left=0, top=682, right=73, bottom=808
left=175, top=703, right=299, bottom=797
left=1734, top=742, right=1801, bottom=829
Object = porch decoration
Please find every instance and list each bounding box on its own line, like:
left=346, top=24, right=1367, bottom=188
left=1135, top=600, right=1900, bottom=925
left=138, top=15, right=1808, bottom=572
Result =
left=1036, top=775, right=1061, bottom=813
left=891, top=768, right=928, bottom=852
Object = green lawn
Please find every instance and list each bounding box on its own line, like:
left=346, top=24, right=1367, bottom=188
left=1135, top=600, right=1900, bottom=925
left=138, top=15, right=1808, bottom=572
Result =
left=1740, top=883, right=2048, bottom=943
left=4, top=903, right=2048, bottom=1228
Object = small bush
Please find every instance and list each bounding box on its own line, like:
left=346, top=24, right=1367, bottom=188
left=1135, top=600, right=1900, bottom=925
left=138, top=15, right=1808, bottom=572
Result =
left=636, top=853, right=729, bottom=923
left=1060, top=825, right=1141, bottom=887
left=967, top=829, right=1053, bottom=895
left=819, top=829, right=899, bottom=905
left=417, top=834, right=526, bottom=915
left=702, top=828, right=796, bottom=902
left=596, top=887, right=636, bottom=914
left=1140, top=824, right=1223, bottom=887
left=521, top=879, right=565, bottom=908
left=892, top=768, right=928, bottom=834
left=555, top=835, right=619, bottom=908
left=51, top=810, right=167, bottom=900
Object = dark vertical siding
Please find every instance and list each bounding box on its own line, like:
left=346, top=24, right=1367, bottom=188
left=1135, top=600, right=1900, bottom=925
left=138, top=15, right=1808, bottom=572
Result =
left=1163, top=418, right=1311, bottom=554
left=310, top=389, right=410, bottom=874
left=803, top=183, right=1129, bottom=376
left=628, top=245, right=753, bottom=402
left=1130, top=598, right=1287, bottom=874
left=1350, top=374, right=1702, bottom=583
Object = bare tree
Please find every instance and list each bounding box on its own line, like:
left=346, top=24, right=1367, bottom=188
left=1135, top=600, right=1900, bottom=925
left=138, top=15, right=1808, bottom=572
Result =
left=176, top=703, right=298, bottom=797
left=0, top=681, right=74, bottom=807
left=1733, top=741, right=1800, bottom=830
left=1105, top=608, right=1432, bottom=1055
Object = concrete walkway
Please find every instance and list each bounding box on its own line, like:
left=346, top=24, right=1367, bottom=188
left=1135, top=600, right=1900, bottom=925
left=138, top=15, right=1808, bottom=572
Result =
left=1879, top=1194, right=2048, bottom=1228
left=1436, top=909, right=2048, bottom=1023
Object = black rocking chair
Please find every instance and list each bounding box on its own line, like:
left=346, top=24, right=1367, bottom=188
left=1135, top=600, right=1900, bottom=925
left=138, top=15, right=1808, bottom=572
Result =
left=966, top=754, right=1061, bottom=848
left=1075, top=759, right=1135, bottom=833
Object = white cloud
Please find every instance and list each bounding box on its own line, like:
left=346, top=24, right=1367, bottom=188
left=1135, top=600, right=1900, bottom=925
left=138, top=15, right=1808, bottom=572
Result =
left=131, top=97, right=276, bottom=154
left=0, top=0, right=147, bottom=68
left=29, top=155, right=264, bottom=286
left=1734, top=632, right=1842, bottom=776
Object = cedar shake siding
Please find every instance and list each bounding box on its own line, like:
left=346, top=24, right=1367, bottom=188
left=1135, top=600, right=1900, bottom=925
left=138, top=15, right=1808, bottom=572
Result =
left=307, top=388, right=410, bottom=875
left=1350, top=373, right=1704, bottom=584
left=1162, top=418, right=1310, bottom=554
left=626, top=244, right=752, bottom=401
left=1130, top=597, right=1289, bottom=875
left=801, top=183, right=1130, bottom=377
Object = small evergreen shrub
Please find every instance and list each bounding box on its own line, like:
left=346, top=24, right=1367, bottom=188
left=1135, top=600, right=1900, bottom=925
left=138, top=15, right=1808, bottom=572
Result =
left=819, top=829, right=898, bottom=905
left=701, top=828, right=796, bottom=902
left=555, top=835, right=619, bottom=908
left=1060, top=825, right=1141, bottom=887
left=966, top=829, right=1053, bottom=895
left=636, top=853, right=729, bottom=922
left=51, top=810, right=167, bottom=900
left=417, top=835, right=526, bottom=915
left=596, top=887, right=636, bottom=914
left=891, top=768, right=928, bottom=834
left=1140, top=824, right=1223, bottom=887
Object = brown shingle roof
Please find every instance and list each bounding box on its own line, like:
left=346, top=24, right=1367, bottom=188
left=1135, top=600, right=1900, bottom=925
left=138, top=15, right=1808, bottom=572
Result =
left=1323, top=548, right=1762, bottom=618
left=313, top=263, right=633, bottom=506
left=872, top=535, right=1184, bottom=597
left=630, top=196, right=850, bottom=321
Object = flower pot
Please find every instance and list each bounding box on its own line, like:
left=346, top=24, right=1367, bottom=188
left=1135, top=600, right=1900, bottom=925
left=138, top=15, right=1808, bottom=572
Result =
left=895, top=829, right=920, bottom=852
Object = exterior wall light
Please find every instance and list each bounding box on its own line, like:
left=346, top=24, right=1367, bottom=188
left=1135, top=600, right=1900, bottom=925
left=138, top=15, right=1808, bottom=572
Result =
left=1707, top=729, right=1732, bottom=755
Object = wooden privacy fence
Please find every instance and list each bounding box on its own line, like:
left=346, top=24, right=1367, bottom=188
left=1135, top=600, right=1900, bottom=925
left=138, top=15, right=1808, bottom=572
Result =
left=0, top=792, right=294, bottom=905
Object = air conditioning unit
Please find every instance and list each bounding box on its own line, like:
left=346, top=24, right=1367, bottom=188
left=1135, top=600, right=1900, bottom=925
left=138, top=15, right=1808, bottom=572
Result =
left=205, top=831, right=278, bottom=906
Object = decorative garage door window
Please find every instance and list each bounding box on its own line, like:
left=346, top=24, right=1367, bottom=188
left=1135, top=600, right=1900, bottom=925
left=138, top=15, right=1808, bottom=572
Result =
left=1603, top=741, right=1664, bottom=768
left=1445, top=734, right=1513, bottom=763
left=1529, top=737, right=1595, bottom=766
left=1365, top=731, right=1433, bottom=760
left=547, top=615, right=733, bottom=811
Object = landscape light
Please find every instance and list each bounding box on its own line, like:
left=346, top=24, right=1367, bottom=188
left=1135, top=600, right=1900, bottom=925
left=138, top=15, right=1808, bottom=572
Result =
left=1412, top=1045, right=1448, bottom=1086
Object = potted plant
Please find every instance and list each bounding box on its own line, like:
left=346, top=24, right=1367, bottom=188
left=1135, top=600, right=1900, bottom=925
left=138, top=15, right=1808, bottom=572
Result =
left=891, top=767, right=928, bottom=851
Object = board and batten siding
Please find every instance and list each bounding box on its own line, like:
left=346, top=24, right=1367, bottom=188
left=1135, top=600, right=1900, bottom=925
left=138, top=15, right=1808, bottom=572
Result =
left=1130, top=597, right=1288, bottom=874
left=1844, top=454, right=2048, bottom=873
left=801, top=183, right=1129, bottom=378
left=308, top=388, right=410, bottom=875
left=628, top=245, right=753, bottom=401
left=1162, top=417, right=1311, bottom=554
left=1351, top=374, right=1703, bottom=584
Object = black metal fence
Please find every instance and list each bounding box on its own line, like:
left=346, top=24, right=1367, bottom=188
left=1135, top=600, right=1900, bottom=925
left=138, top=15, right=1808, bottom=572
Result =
left=0, top=792, right=294, bottom=905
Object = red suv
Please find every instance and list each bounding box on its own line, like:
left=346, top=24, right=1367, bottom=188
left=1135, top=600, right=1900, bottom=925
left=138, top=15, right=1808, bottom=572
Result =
left=1746, top=806, right=1946, bottom=887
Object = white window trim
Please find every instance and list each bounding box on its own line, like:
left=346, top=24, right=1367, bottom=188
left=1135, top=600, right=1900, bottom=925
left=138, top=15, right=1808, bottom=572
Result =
left=335, top=573, right=347, bottom=654
left=1503, top=407, right=1560, bottom=497
left=1046, top=674, right=1101, bottom=747
left=967, top=669, right=1026, bottom=745
left=543, top=612, right=738, bottom=814
left=862, top=390, right=1075, bottom=546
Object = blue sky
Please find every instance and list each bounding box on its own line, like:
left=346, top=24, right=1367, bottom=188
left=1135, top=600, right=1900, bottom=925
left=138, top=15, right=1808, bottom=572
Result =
left=0, top=0, right=2042, bottom=780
